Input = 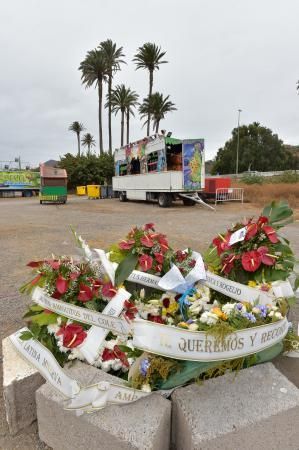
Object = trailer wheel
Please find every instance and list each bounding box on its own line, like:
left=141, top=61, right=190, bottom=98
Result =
left=158, top=193, right=172, bottom=208
left=119, top=192, right=127, bottom=202
left=40, top=200, right=43, bottom=204
left=182, top=197, right=195, bottom=206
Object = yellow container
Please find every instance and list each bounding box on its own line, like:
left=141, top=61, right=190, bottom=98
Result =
left=87, top=185, right=100, bottom=199
left=76, top=186, right=86, bottom=196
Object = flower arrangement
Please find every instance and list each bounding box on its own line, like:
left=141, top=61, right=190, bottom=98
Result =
left=19, top=201, right=298, bottom=395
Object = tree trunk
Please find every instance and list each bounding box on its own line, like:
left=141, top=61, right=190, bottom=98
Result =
left=155, top=120, right=159, bottom=134
left=121, top=110, right=125, bottom=147
left=126, top=109, right=129, bottom=145
left=147, top=69, right=153, bottom=136
left=77, top=133, right=81, bottom=157
left=108, top=73, right=112, bottom=155
left=98, top=80, right=104, bottom=155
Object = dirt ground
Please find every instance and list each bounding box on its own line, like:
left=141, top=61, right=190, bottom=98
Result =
left=0, top=196, right=298, bottom=449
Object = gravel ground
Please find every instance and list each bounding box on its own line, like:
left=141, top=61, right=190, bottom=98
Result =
left=0, top=196, right=298, bottom=449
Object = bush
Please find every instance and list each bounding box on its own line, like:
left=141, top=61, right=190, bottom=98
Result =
left=59, top=153, right=114, bottom=189
left=240, top=175, right=264, bottom=185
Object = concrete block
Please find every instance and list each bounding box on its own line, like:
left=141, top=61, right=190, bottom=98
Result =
left=172, top=363, right=299, bottom=450
left=273, top=354, right=299, bottom=388
left=2, top=336, right=45, bottom=435
left=36, top=361, right=171, bottom=450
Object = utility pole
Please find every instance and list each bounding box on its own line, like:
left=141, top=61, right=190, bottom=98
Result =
left=236, top=109, right=242, bottom=175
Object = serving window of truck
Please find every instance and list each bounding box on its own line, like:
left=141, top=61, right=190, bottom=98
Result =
left=112, top=134, right=205, bottom=207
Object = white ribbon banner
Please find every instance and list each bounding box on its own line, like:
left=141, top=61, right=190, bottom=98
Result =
left=79, top=288, right=131, bottom=364
left=32, top=287, right=131, bottom=336
left=132, top=317, right=289, bottom=361
left=9, top=328, right=150, bottom=411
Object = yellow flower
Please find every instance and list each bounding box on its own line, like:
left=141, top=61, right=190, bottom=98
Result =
left=248, top=280, right=257, bottom=288
left=177, top=322, right=189, bottom=329
left=162, top=301, right=179, bottom=317
left=211, top=307, right=228, bottom=321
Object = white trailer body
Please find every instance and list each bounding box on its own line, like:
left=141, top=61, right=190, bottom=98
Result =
left=112, top=135, right=205, bottom=207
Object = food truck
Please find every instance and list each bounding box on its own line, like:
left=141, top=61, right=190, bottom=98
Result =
left=39, top=164, right=67, bottom=204
left=112, top=134, right=210, bottom=208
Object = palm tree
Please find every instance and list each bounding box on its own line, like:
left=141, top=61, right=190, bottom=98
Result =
left=133, top=43, right=167, bottom=136
left=125, top=89, right=139, bottom=145
left=68, top=121, right=85, bottom=156
left=79, top=49, right=107, bottom=155
left=108, top=84, right=131, bottom=147
left=81, top=133, right=96, bottom=156
left=139, top=92, right=177, bottom=134
left=100, top=39, right=125, bottom=154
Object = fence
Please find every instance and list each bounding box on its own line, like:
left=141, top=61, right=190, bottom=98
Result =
left=215, top=188, right=244, bottom=205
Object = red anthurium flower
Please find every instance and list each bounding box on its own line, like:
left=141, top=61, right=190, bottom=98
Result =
left=56, top=275, right=68, bottom=294
left=102, top=348, right=115, bottom=361
left=124, top=300, right=138, bottom=320
left=140, top=234, right=154, bottom=248
left=102, top=282, right=117, bottom=299
left=139, top=254, right=153, bottom=271
left=245, top=222, right=258, bottom=241
left=158, top=237, right=169, bottom=253
left=263, top=226, right=279, bottom=244
left=176, top=250, right=187, bottom=262
left=257, top=246, right=276, bottom=266
left=113, top=345, right=129, bottom=367
left=221, top=255, right=236, bottom=274
left=212, top=233, right=231, bottom=256
left=148, top=314, right=165, bottom=324
left=51, top=290, right=62, bottom=299
left=155, top=264, right=162, bottom=273
left=257, top=216, right=269, bottom=228
left=241, top=250, right=262, bottom=272
left=27, top=261, right=44, bottom=268
left=78, top=283, right=93, bottom=302
left=154, top=252, right=164, bottom=264
left=142, top=223, right=155, bottom=231
left=119, top=239, right=135, bottom=250
left=57, top=324, right=87, bottom=348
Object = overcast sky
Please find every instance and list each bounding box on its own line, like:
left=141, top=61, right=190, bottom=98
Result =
left=0, top=0, right=299, bottom=167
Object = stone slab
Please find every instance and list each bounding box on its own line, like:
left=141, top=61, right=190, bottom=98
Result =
left=36, top=361, right=171, bottom=450
left=273, top=354, right=299, bottom=388
left=172, top=362, right=299, bottom=450
left=2, top=336, right=45, bottom=435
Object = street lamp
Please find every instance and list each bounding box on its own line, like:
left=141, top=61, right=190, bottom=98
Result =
left=236, top=109, right=242, bottom=175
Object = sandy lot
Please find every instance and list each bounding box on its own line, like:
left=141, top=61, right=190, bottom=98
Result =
left=0, top=196, right=298, bottom=449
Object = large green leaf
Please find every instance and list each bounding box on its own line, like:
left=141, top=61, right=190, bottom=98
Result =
left=115, top=253, right=138, bottom=286
left=29, top=312, right=58, bottom=326
left=262, top=201, right=293, bottom=225
left=159, top=360, right=219, bottom=389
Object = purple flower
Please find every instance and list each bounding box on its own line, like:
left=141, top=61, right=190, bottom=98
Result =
left=140, top=359, right=150, bottom=377
left=235, top=303, right=244, bottom=311
left=243, top=312, right=256, bottom=323
left=256, top=305, right=267, bottom=318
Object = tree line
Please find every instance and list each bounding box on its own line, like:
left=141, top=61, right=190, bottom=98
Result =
left=68, top=40, right=177, bottom=156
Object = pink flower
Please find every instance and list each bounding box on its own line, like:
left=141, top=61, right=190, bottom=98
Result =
left=119, top=239, right=135, bottom=250
left=263, top=226, right=279, bottom=244
left=257, top=246, right=276, bottom=266
left=241, top=251, right=262, bottom=272
left=140, top=235, right=154, bottom=248
left=158, top=236, right=169, bottom=253
left=139, top=254, right=153, bottom=271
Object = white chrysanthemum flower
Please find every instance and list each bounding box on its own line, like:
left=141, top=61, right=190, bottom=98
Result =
left=68, top=348, right=85, bottom=361
left=141, top=384, right=151, bottom=393
left=222, top=303, right=235, bottom=316
left=47, top=323, right=60, bottom=335
left=188, top=322, right=199, bottom=331
left=199, top=311, right=219, bottom=325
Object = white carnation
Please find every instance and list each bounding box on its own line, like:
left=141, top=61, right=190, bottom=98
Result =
left=222, top=303, right=235, bottom=316
left=200, top=311, right=219, bottom=325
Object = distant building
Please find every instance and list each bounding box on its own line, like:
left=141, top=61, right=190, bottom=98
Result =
left=44, top=159, right=59, bottom=168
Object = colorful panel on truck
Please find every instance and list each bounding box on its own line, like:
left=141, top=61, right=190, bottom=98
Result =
left=183, top=139, right=205, bottom=190
left=0, top=171, right=40, bottom=187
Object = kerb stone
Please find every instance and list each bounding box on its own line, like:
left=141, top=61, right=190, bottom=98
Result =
left=36, top=361, right=171, bottom=450
left=2, top=336, right=45, bottom=435
left=172, top=362, right=299, bottom=450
